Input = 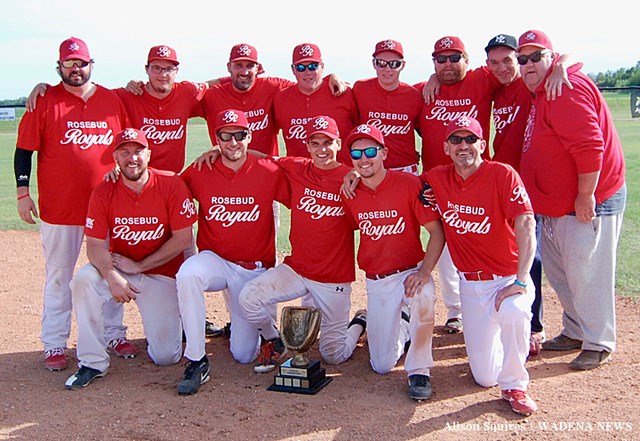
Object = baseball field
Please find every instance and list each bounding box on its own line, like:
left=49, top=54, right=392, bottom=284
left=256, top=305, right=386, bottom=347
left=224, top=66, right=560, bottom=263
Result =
left=0, top=93, right=638, bottom=440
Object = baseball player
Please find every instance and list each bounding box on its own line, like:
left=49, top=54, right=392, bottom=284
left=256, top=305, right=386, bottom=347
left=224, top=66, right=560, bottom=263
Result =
left=175, top=109, right=290, bottom=394
left=238, top=115, right=364, bottom=373
left=15, top=37, right=135, bottom=371
left=421, top=116, right=538, bottom=416
left=352, top=39, right=423, bottom=174
left=65, top=128, right=197, bottom=389
left=273, top=43, right=358, bottom=164
left=342, top=124, right=445, bottom=401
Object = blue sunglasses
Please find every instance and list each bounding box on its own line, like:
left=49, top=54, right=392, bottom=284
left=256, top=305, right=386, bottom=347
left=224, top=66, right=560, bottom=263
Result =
left=350, top=146, right=383, bottom=160
left=294, top=63, right=320, bottom=72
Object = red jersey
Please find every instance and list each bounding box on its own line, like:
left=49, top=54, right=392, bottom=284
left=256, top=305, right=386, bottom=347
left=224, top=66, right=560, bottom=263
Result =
left=521, top=63, right=626, bottom=217
left=198, top=77, right=294, bottom=156
left=352, top=78, right=422, bottom=169
left=84, top=168, right=197, bottom=278
left=274, top=156, right=355, bottom=283
left=491, top=77, right=531, bottom=171
left=274, top=77, right=358, bottom=164
left=415, top=67, right=500, bottom=171
left=343, top=171, right=439, bottom=275
left=180, top=155, right=290, bottom=268
left=423, top=161, right=533, bottom=276
left=16, top=83, right=130, bottom=226
left=115, top=81, right=207, bottom=173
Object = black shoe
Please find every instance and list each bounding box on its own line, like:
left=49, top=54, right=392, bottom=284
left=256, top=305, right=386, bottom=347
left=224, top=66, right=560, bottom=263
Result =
left=408, top=374, right=432, bottom=401
left=205, top=319, right=224, bottom=337
left=65, top=366, right=106, bottom=390
left=402, top=308, right=411, bottom=352
left=177, top=356, right=210, bottom=395
left=348, top=309, right=367, bottom=336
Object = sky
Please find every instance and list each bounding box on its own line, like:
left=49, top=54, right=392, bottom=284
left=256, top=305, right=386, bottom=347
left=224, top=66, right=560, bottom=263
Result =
left=1, top=0, right=637, bottom=100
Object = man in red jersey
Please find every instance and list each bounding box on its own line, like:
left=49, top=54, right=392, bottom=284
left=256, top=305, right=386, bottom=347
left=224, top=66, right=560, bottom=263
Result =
left=64, top=128, right=196, bottom=390
left=15, top=37, right=135, bottom=371
left=342, top=124, right=445, bottom=401
left=175, top=109, right=290, bottom=394
left=518, top=30, right=626, bottom=370
left=239, top=116, right=365, bottom=374
left=421, top=116, right=538, bottom=416
left=353, top=39, right=424, bottom=174
left=274, top=43, right=358, bottom=164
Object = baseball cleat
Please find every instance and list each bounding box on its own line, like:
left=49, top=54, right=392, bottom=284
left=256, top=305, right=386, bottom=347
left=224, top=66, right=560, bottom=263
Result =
left=65, top=366, right=106, bottom=390
left=254, top=337, right=287, bottom=373
left=443, top=318, right=463, bottom=334
left=177, top=356, right=210, bottom=395
left=501, top=389, right=537, bottom=416
left=107, top=337, right=138, bottom=358
left=44, top=348, right=68, bottom=371
left=408, top=374, right=432, bottom=401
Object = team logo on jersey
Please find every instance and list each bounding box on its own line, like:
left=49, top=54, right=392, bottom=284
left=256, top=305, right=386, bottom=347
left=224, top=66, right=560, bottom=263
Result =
left=156, top=46, right=172, bottom=58
left=313, top=117, right=330, bottom=131
left=69, top=42, right=80, bottom=52
left=85, top=217, right=94, bottom=229
left=180, top=198, right=196, bottom=218
left=438, top=37, right=454, bottom=50
left=237, top=45, right=253, bottom=57
left=223, top=110, right=240, bottom=124
left=510, top=186, right=530, bottom=205
left=522, top=104, right=536, bottom=153
left=354, top=124, right=372, bottom=135
left=299, top=44, right=315, bottom=57
left=121, top=128, right=139, bottom=141
left=380, top=40, right=397, bottom=51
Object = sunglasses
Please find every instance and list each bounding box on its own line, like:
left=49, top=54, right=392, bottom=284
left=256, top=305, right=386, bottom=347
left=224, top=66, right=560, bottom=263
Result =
left=516, top=50, right=548, bottom=66
left=350, top=146, right=383, bottom=160
left=433, top=54, right=463, bottom=64
left=373, top=58, right=403, bottom=69
left=61, top=59, right=91, bottom=69
left=148, top=65, right=179, bottom=74
left=448, top=135, right=479, bottom=145
left=217, top=130, right=249, bottom=142
left=293, top=63, right=320, bottom=72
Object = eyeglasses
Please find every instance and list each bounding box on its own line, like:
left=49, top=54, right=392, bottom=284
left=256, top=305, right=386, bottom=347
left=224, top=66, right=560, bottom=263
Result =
left=373, top=58, right=403, bottom=69
left=350, top=146, right=383, bottom=160
left=293, top=63, right=320, bottom=72
left=516, top=50, right=548, bottom=66
left=433, top=54, right=463, bottom=64
left=217, top=130, right=249, bottom=142
left=61, top=59, right=91, bottom=69
left=448, top=135, right=479, bottom=145
left=148, top=65, right=179, bottom=74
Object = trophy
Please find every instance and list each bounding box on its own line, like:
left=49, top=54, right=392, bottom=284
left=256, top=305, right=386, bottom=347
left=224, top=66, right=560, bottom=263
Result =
left=267, top=306, right=332, bottom=394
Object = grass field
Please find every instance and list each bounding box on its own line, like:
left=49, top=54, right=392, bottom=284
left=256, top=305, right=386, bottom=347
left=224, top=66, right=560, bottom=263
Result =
left=1, top=92, right=638, bottom=297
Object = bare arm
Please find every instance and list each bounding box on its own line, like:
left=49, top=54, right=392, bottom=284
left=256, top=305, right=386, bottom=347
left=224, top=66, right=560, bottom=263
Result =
left=574, top=171, right=599, bottom=223
left=404, top=219, right=445, bottom=298
left=26, top=83, right=50, bottom=112
left=544, top=53, right=573, bottom=100
left=422, top=73, right=440, bottom=105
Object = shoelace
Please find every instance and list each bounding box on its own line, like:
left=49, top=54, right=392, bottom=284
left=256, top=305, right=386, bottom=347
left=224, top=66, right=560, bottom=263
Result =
left=505, top=389, right=527, bottom=401
left=109, top=337, right=129, bottom=348
left=45, top=348, right=64, bottom=357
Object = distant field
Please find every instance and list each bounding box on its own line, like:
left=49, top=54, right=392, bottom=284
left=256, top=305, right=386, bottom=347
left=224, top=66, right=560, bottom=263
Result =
left=1, top=91, right=638, bottom=297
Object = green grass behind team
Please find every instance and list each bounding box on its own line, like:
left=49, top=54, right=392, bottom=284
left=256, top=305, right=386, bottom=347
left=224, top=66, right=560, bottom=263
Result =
left=1, top=91, right=638, bottom=298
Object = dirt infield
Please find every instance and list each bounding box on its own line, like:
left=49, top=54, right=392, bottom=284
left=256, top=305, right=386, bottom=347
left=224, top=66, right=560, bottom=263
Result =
left=0, top=230, right=638, bottom=441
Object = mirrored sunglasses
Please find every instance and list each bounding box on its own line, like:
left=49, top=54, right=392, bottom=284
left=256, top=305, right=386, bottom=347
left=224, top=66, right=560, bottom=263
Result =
left=294, top=63, right=320, bottom=72
left=373, top=58, right=403, bottom=69
left=217, top=130, right=249, bottom=142
left=61, top=59, right=91, bottom=69
left=350, top=146, right=383, bottom=160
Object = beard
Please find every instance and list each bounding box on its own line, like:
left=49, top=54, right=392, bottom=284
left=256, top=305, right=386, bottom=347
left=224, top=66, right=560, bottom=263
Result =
left=60, top=68, right=91, bottom=87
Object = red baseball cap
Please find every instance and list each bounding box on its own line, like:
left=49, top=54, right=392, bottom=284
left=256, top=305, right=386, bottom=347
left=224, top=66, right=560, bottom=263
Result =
left=147, top=45, right=179, bottom=65
left=432, top=36, right=465, bottom=57
left=113, top=128, right=149, bottom=151
left=59, top=37, right=91, bottom=62
left=229, top=43, right=264, bottom=74
left=445, top=116, right=483, bottom=140
left=517, top=30, right=554, bottom=52
left=214, top=109, right=249, bottom=132
left=373, top=39, right=404, bottom=58
left=293, top=43, right=322, bottom=64
left=345, top=124, right=385, bottom=148
left=306, top=116, right=339, bottom=140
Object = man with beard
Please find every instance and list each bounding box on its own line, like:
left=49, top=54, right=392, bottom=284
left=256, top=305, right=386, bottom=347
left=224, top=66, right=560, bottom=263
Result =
left=15, top=37, right=134, bottom=371
left=65, top=128, right=196, bottom=389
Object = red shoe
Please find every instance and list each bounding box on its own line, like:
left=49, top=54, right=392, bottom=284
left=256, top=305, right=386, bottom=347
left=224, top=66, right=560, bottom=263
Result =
left=44, top=348, right=68, bottom=371
left=107, top=337, right=138, bottom=358
left=528, top=331, right=546, bottom=358
left=501, top=389, right=538, bottom=416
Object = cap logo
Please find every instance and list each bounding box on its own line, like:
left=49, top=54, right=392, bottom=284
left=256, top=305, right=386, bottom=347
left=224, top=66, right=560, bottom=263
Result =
left=122, top=129, right=139, bottom=140
left=525, top=32, right=538, bottom=42
left=494, top=35, right=507, bottom=44
left=69, top=42, right=80, bottom=52
left=156, top=46, right=172, bottom=58
left=355, top=124, right=372, bottom=135
left=380, top=40, right=396, bottom=51
left=438, top=37, right=454, bottom=49
left=299, top=44, right=315, bottom=57
left=455, top=117, right=472, bottom=128
left=313, top=117, right=329, bottom=130
left=223, top=110, right=240, bottom=123
left=237, top=45, right=252, bottom=57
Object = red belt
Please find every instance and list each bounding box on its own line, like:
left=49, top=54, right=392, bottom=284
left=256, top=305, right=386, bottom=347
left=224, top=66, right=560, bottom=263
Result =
left=235, top=261, right=261, bottom=270
left=458, top=271, right=499, bottom=281
left=366, top=265, right=417, bottom=281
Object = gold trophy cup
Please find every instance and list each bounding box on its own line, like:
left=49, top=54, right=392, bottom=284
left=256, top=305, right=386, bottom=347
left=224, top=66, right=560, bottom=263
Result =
left=267, top=306, right=332, bottom=394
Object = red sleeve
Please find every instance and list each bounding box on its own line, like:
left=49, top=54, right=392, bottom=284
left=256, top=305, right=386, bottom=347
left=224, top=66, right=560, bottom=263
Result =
left=84, top=185, right=111, bottom=240
left=165, top=177, right=198, bottom=230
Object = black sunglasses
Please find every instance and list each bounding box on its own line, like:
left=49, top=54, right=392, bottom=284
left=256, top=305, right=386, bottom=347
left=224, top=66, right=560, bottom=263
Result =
left=516, top=50, right=548, bottom=66
left=373, top=58, right=403, bottom=69
left=434, top=54, right=462, bottom=64
left=448, top=135, right=479, bottom=145
left=217, top=130, right=249, bottom=142
left=293, top=63, right=320, bottom=72
left=350, top=146, right=383, bottom=160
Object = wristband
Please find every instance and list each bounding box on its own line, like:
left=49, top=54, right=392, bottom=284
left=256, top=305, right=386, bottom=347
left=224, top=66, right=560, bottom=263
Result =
left=17, top=194, right=30, bottom=201
left=514, top=280, right=527, bottom=288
